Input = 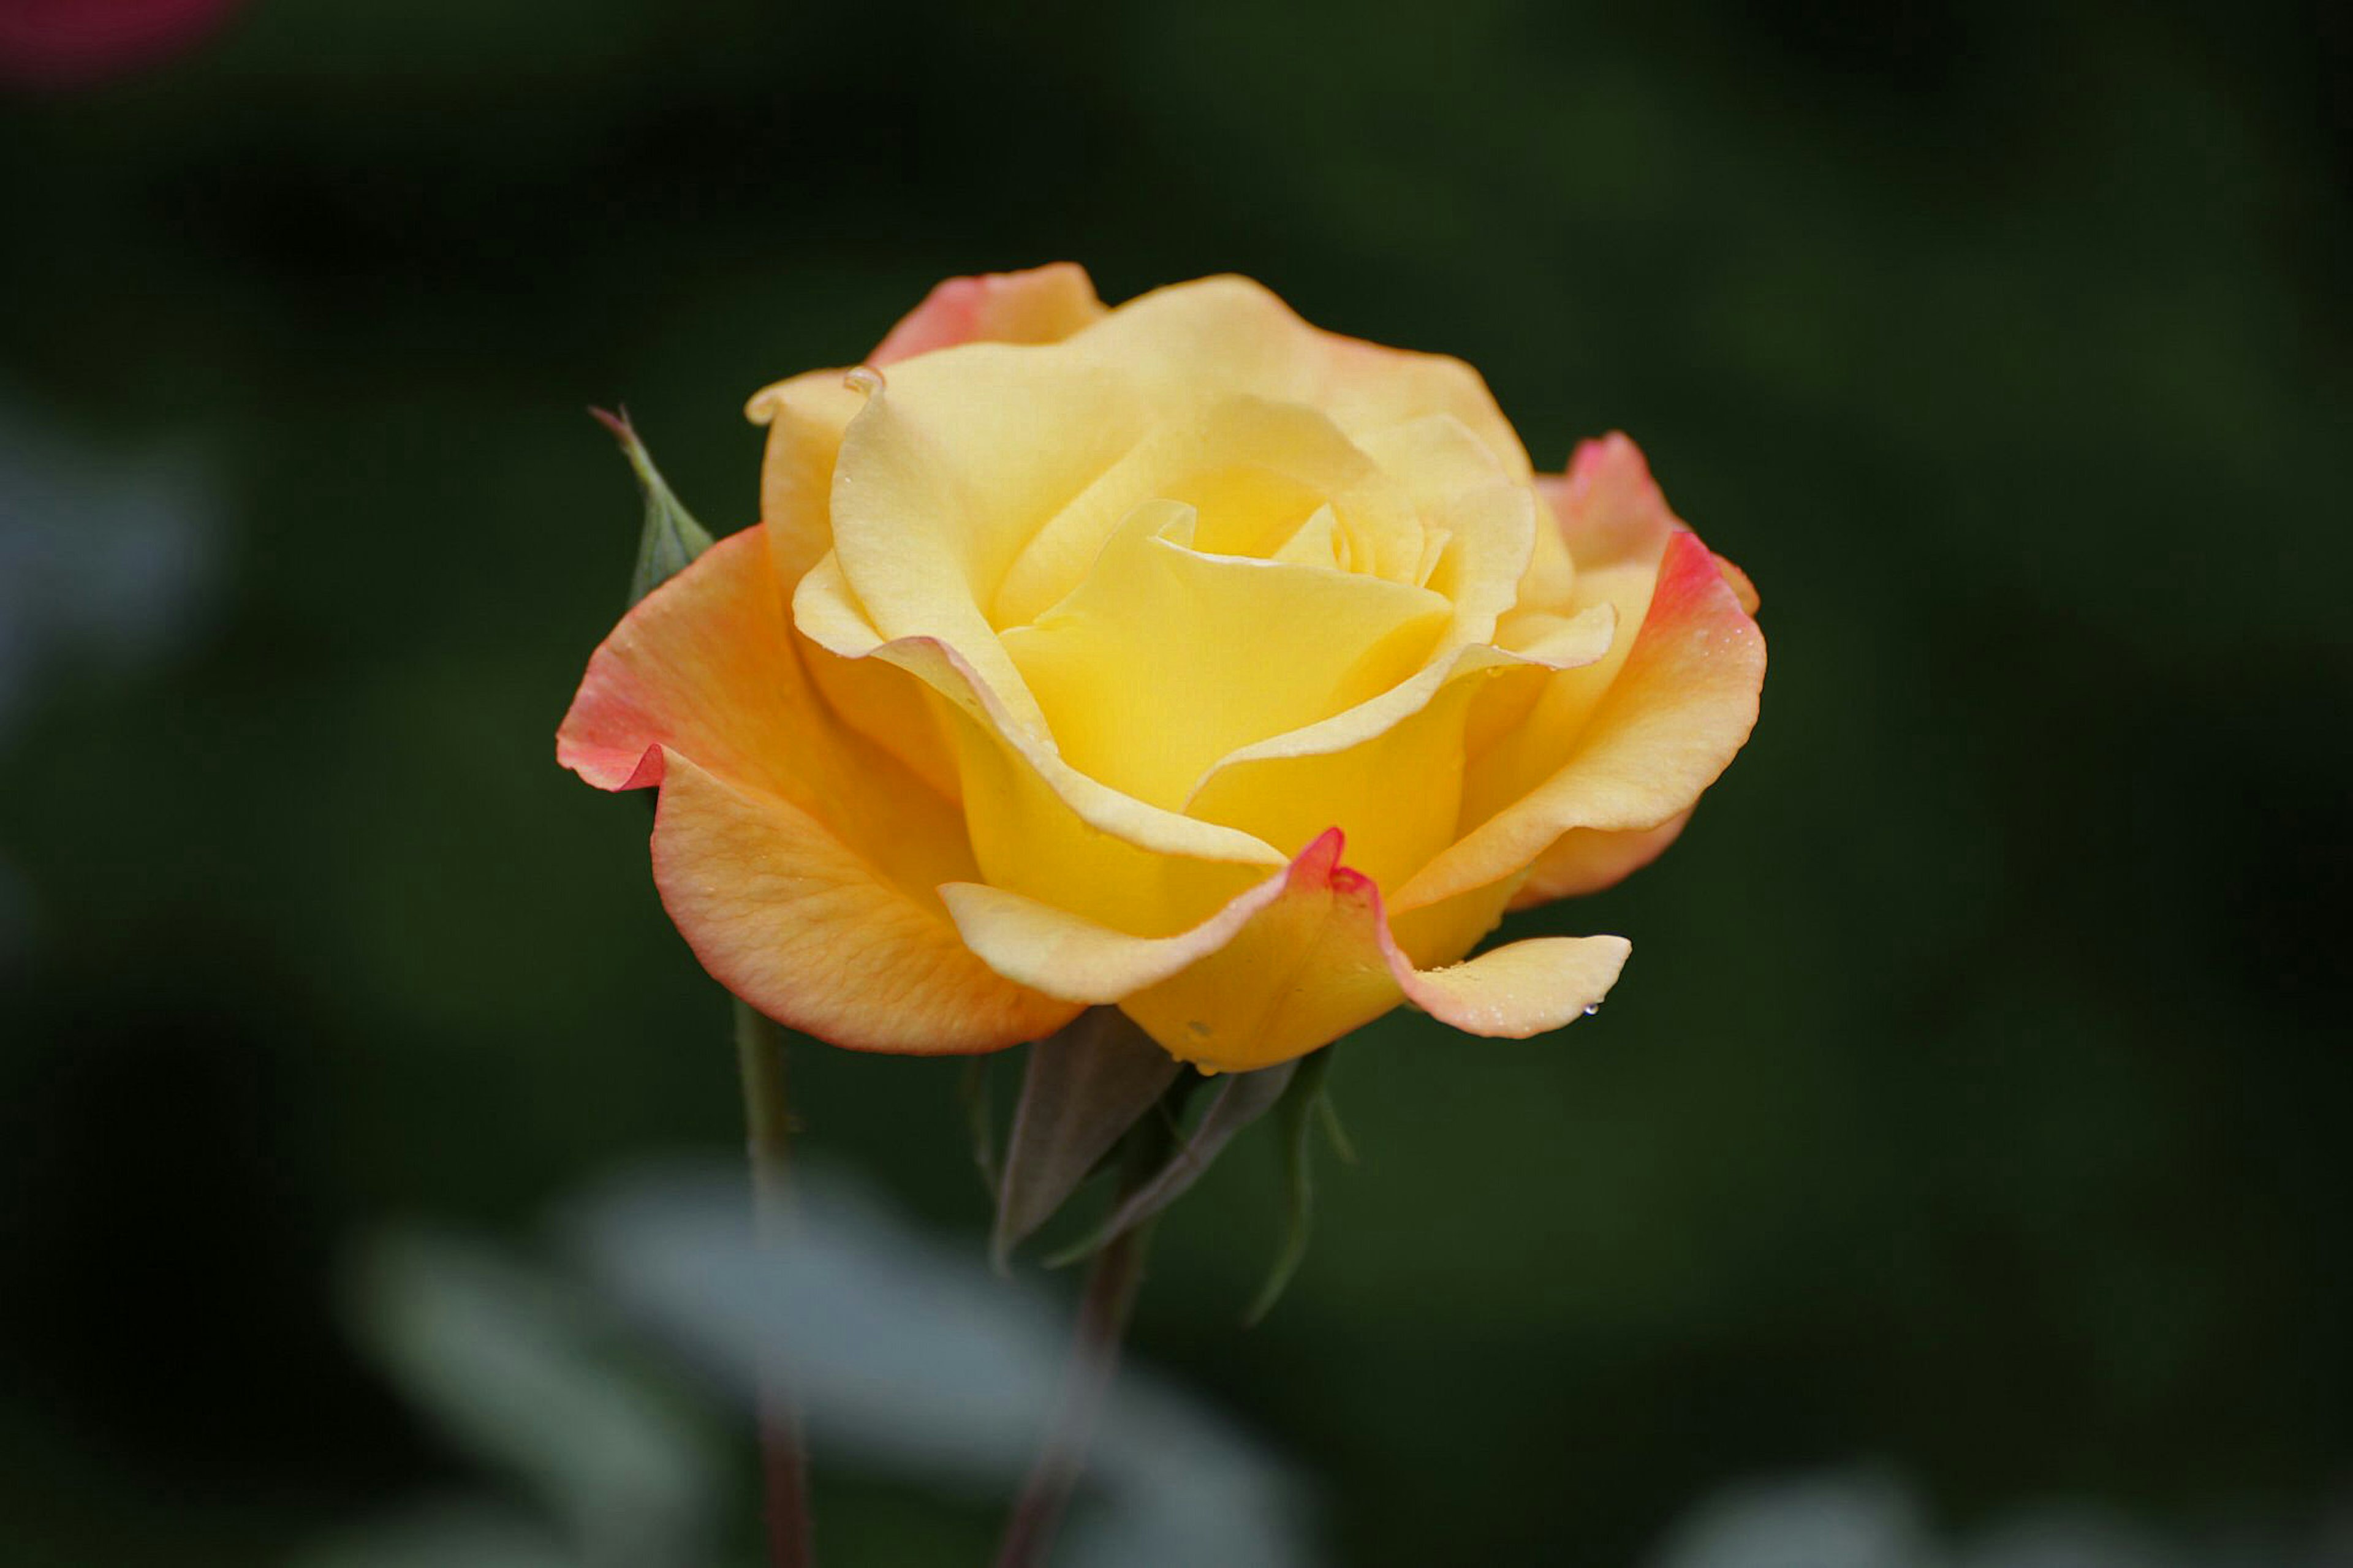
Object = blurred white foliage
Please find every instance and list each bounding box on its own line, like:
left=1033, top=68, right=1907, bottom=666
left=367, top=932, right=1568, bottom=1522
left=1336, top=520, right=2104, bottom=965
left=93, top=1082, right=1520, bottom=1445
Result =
left=344, top=1232, right=724, bottom=1568
left=0, top=395, right=221, bottom=735
left=0, top=395, right=222, bottom=967
left=1648, top=1468, right=2351, bottom=1568
left=309, top=1161, right=2353, bottom=1568
left=298, top=1498, right=576, bottom=1568
left=303, top=1159, right=1317, bottom=1568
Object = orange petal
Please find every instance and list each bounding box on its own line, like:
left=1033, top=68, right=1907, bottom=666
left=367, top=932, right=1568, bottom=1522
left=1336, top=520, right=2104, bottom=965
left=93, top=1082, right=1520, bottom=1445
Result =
left=557, top=527, right=1075, bottom=1053
left=870, top=263, right=1108, bottom=365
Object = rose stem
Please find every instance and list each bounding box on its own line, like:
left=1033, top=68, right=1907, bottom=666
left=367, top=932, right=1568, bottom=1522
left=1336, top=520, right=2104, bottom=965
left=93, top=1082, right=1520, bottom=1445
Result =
left=991, top=1137, right=1164, bottom=1568
left=734, top=997, right=815, bottom=1568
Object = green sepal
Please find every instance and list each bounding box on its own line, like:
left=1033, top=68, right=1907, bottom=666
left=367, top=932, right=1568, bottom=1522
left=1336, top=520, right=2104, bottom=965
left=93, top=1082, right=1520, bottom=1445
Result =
left=1043, top=1057, right=1298, bottom=1269
left=1244, top=1047, right=1341, bottom=1325
left=593, top=407, right=716, bottom=608
left=958, top=1055, right=999, bottom=1198
left=991, top=1009, right=1180, bottom=1273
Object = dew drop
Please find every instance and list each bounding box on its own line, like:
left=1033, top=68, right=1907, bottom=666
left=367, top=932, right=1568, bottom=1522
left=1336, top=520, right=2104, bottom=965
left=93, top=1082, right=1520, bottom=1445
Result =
left=1582, top=1003, right=1601, bottom=1017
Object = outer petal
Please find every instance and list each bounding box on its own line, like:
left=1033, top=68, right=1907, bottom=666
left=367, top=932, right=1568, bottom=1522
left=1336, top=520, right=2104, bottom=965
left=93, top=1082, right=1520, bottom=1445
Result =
left=1401, top=523, right=1764, bottom=912
left=556, top=527, right=1077, bottom=1052
left=944, top=830, right=1629, bottom=1074
left=1510, top=812, right=1692, bottom=909
left=869, top=263, right=1107, bottom=366
left=651, top=754, right=1078, bottom=1053
left=1403, top=436, right=1762, bottom=914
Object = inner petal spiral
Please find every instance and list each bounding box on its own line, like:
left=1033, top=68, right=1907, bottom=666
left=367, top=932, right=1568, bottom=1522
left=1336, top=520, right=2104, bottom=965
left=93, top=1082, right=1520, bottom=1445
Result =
left=1001, top=497, right=1451, bottom=811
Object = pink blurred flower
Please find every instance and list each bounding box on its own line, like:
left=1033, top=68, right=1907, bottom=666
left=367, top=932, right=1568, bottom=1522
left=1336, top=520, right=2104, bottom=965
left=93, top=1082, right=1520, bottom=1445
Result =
left=0, top=0, right=245, bottom=89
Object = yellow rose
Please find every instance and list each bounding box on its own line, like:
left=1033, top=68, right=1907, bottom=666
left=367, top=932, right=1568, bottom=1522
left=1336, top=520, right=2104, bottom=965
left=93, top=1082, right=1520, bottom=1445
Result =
left=559, top=266, right=1764, bottom=1073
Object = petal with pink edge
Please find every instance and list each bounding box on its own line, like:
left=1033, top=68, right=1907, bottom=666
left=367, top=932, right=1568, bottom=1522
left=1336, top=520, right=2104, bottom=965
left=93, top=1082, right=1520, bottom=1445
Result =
left=556, top=527, right=1075, bottom=1053
left=944, top=830, right=1629, bottom=1074
left=869, top=263, right=1108, bottom=366
left=1403, top=522, right=1764, bottom=913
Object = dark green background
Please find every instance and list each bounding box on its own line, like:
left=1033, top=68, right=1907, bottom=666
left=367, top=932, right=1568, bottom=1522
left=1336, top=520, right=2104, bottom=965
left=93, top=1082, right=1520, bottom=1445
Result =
left=4, top=1, right=2347, bottom=1562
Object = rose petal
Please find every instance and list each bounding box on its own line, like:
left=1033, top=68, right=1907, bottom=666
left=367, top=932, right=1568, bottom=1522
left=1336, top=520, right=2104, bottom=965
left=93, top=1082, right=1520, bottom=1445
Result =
left=869, top=262, right=1107, bottom=366
left=745, top=368, right=865, bottom=586
left=989, top=395, right=1425, bottom=627
left=743, top=264, right=1107, bottom=587
left=1510, top=812, right=1693, bottom=908
left=556, top=527, right=1074, bottom=1052
left=948, top=829, right=1629, bottom=1074
left=1067, top=275, right=1533, bottom=481
left=1400, top=515, right=1765, bottom=913
left=653, top=754, right=1079, bottom=1052
left=1000, top=496, right=1451, bottom=809
left=1184, top=606, right=1614, bottom=898
left=824, top=357, right=1151, bottom=735
left=795, top=554, right=1286, bottom=934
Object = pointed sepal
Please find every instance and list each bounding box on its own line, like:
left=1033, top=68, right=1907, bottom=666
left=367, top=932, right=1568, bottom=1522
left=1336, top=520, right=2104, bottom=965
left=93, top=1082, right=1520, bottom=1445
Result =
left=1044, top=1058, right=1298, bottom=1268
left=1243, top=1047, right=1343, bottom=1325
left=592, top=407, right=716, bottom=607
left=991, top=1009, right=1181, bottom=1272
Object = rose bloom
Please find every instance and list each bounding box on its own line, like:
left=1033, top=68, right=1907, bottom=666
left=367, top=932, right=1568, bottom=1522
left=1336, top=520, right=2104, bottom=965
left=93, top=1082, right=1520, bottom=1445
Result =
left=559, top=266, right=1764, bottom=1074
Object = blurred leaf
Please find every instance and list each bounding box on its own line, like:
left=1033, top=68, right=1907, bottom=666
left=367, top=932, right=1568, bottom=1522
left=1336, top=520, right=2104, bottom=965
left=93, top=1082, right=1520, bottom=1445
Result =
left=993, top=1009, right=1181, bottom=1271
left=1047, top=1058, right=1298, bottom=1269
left=296, top=1499, right=579, bottom=1568
left=592, top=407, right=714, bottom=608
left=1245, top=1048, right=1339, bottom=1325
left=346, top=1230, right=721, bottom=1568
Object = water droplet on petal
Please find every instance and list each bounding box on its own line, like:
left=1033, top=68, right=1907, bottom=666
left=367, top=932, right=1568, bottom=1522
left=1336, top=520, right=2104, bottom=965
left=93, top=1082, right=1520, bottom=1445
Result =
left=1582, top=1003, right=1600, bottom=1017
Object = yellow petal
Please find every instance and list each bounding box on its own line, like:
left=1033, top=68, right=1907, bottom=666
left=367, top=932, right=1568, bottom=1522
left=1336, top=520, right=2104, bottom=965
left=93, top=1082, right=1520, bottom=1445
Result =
left=1349, top=412, right=1536, bottom=641
left=1186, top=606, right=1613, bottom=897
left=825, top=355, right=1150, bottom=735
left=947, top=830, right=1631, bottom=1073
left=1001, top=497, right=1451, bottom=809
left=744, top=265, right=1108, bottom=585
left=794, top=554, right=1284, bottom=935
left=1401, top=526, right=1764, bottom=912
left=745, top=368, right=864, bottom=586
left=1511, top=812, right=1693, bottom=908
left=1067, top=276, right=1533, bottom=481
left=556, top=528, right=1074, bottom=1051
left=990, top=396, right=1422, bottom=628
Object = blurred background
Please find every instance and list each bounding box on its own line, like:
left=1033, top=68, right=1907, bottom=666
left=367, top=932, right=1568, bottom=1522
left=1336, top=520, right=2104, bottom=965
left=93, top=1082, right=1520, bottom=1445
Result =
left=3, top=0, right=2349, bottom=1563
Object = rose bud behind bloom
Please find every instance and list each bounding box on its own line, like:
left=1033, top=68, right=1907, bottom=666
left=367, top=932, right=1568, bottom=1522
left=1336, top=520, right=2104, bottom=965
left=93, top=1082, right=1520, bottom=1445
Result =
left=559, top=266, right=1764, bottom=1074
